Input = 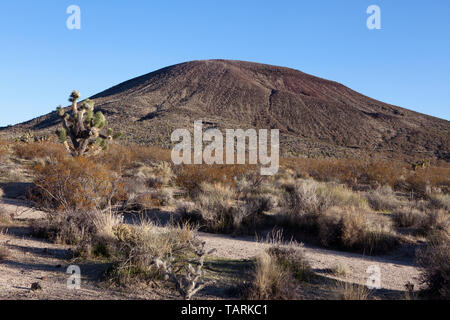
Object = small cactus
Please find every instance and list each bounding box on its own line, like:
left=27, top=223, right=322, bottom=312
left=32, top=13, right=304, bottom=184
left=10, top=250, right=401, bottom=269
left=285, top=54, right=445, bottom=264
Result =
left=55, top=90, right=122, bottom=156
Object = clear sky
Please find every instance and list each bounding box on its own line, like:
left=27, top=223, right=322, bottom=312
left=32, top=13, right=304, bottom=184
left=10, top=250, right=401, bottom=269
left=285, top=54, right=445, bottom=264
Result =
left=0, top=0, right=449, bottom=127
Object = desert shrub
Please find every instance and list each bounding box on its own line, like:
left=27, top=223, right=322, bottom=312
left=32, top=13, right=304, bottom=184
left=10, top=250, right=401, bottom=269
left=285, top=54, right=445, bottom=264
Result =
left=279, top=180, right=399, bottom=254
left=152, top=162, right=175, bottom=186
left=0, top=139, right=10, bottom=161
left=330, top=263, right=349, bottom=277
left=280, top=180, right=330, bottom=218
left=178, top=186, right=236, bottom=233
left=279, top=194, right=399, bottom=254
left=280, top=180, right=368, bottom=217
left=317, top=183, right=369, bottom=210
left=282, top=157, right=404, bottom=188
left=245, top=250, right=297, bottom=300
left=392, top=207, right=425, bottom=228
left=120, top=172, right=160, bottom=211
left=266, top=246, right=313, bottom=282
left=127, top=188, right=174, bottom=209
left=132, top=193, right=161, bottom=210
left=416, top=237, right=450, bottom=299
left=0, top=207, right=12, bottom=225
left=415, top=209, right=449, bottom=238
left=234, top=172, right=266, bottom=196
left=279, top=181, right=355, bottom=230
left=320, top=207, right=400, bottom=254
left=95, top=145, right=135, bottom=174
left=94, top=144, right=172, bottom=175
left=0, top=246, right=9, bottom=261
left=333, top=281, right=371, bottom=300
left=175, top=164, right=256, bottom=198
left=0, top=139, right=9, bottom=149
left=32, top=209, right=123, bottom=246
left=317, top=207, right=366, bottom=249
left=428, top=193, right=450, bottom=211
left=14, top=141, right=66, bottom=161
left=282, top=157, right=450, bottom=195
left=0, top=229, right=9, bottom=261
left=178, top=182, right=272, bottom=234
left=31, top=156, right=126, bottom=211
left=152, top=240, right=215, bottom=300
left=405, top=166, right=450, bottom=197
left=125, top=161, right=175, bottom=190
left=152, top=189, right=173, bottom=206
left=108, top=221, right=198, bottom=286
left=366, top=185, right=402, bottom=211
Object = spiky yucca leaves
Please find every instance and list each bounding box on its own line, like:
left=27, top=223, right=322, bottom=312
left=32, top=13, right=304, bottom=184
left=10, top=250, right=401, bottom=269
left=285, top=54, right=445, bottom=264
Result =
left=56, top=90, right=122, bottom=156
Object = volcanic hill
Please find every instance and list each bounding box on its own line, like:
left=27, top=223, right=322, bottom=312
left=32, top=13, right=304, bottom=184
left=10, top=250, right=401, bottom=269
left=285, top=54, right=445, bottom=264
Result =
left=1, top=60, right=449, bottom=160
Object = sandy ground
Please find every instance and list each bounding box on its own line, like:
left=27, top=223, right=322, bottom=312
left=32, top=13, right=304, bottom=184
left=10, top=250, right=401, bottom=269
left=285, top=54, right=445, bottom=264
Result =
left=200, top=232, right=421, bottom=292
left=0, top=199, right=423, bottom=299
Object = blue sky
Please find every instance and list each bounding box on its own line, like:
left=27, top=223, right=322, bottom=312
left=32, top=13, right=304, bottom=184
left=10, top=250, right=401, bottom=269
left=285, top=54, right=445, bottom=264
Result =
left=0, top=0, right=449, bottom=127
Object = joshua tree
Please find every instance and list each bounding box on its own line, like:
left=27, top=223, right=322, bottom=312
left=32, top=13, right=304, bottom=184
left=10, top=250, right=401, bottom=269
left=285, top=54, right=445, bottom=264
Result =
left=56, top=90, right=121, bottom=156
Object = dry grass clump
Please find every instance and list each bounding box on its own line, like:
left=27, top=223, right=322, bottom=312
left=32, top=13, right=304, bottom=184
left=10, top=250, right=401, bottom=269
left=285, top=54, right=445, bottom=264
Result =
left=245, top=250, right=297, bottom=300
left=120, top=162, right=175, bottom=210
left=0, top=246, right=9, bottom=261
left=415, top=209, right=449, bottom=238
left=32, top=209, right=123, bottom=246
left=266, top=245, right=313, bottom=282
left=393, top=205, right=449, bottom=238
left=392, top=206, right=425, bottom=228
left=416, top=235, right=450, bottom=299
left=177, top=182, right=273, bottom=234
left=176, top=183, right=236, bottom=233
left=175, top=164, right=256, bottom=198
left=318, top=207, right=399, bottom=255
left=366, top=185, right=402, bottom=212
left=126, top=162, right=174, bottom=189
left=13, top=141, right=66, bottom=161
left=95, top=144, right=172, bottom=174
left=108, top=220, right=199, bottom=287
left=428, top=192, right=450, bottom=211
left=0, top=229, right=10, bottom=261
left=0, top=139, right=9, bottom=149
left=152, top=189, right=173, bottom=206
left=317, top=183, right=369, bottom=210
left=279, top=180, right=368, bottom=220
left=280, top=180, right=330, bottom=219
left=330, top=263, right=349, bottom=277
left=150, top=162, right=175, bottom=187
left=30, top=156, right=126, bottom=211
left=333, top=281, right=371, bottom=300
left=0, top=206, right=13, bottom=225
left=0, top=139, right=11, bottom=161
left=243, top=240, right=313, bottom=300
left=279, top=181, right=400, bottom=254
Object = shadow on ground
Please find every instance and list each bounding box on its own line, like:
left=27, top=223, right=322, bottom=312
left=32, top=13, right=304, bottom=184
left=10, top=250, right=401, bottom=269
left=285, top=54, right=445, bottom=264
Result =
left=0, top=182, right=33, bottom=199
